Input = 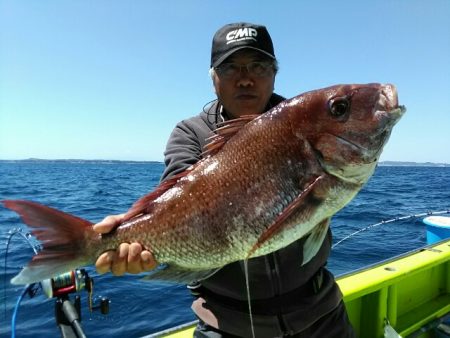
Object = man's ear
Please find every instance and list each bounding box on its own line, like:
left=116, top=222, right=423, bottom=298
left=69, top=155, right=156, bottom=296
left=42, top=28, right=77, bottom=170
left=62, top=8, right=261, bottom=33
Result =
left=209, top=69, right=219, bottom=95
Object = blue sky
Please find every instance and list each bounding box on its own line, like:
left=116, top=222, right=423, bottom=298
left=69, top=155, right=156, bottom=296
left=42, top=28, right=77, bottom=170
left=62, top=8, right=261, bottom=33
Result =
left=1, top=0, right=449, bottom=163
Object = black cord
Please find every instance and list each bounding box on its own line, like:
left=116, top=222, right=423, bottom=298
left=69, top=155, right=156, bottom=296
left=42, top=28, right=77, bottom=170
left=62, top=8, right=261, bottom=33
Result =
left=203, top=98, right=224, bottom=125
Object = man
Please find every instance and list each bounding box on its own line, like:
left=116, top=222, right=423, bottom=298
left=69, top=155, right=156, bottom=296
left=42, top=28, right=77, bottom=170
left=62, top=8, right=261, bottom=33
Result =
left=94, top=22, right=355, bottom=337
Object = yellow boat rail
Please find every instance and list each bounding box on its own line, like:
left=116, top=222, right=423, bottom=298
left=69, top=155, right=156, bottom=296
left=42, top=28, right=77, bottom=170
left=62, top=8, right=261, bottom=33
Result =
left=340, top=238, right=450, bottom=337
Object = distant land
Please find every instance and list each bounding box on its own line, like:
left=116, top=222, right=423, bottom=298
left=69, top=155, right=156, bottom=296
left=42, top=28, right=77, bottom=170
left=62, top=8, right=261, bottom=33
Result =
left=0, top=158, right=449, bottom=167
left=378, top=161, right=450, bottom=167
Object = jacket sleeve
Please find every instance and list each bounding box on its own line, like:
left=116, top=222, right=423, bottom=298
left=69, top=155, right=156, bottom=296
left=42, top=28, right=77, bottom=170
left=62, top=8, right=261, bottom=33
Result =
left=160, top=120, right=204, bottom=182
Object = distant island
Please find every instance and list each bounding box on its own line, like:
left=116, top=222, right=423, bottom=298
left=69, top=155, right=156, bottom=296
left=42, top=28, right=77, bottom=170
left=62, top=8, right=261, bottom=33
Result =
left=0, top=158, right=449, bottom=167
left=378, top=161, right=450, bottom=167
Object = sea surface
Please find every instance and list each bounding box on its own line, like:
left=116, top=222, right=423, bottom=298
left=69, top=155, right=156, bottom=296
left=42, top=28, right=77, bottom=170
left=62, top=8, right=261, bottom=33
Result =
left=0, top=161, right=449, bottom=337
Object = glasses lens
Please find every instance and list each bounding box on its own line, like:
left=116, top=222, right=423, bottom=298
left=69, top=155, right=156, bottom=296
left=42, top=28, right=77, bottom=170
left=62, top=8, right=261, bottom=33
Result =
left=248, top=62, right=272, bottom=76
left=216, top=62, right=273, bottom=78
left=216, top=63, right=238, bottom=78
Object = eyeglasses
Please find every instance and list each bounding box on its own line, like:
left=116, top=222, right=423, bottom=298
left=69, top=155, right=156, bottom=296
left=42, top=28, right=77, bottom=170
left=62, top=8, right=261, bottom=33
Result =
left=214, top=61, right=275, bottom=79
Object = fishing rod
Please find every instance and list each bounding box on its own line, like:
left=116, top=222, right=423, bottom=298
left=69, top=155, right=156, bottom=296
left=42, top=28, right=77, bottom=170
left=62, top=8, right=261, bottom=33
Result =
left=3, top=228, right=110, bottom=338
left=332, top=209, right=450, bottom=248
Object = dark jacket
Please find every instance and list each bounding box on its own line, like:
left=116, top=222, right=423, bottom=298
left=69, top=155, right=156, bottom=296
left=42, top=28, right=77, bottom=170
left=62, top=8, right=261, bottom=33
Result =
left=161, top=94, right=342, bottom=337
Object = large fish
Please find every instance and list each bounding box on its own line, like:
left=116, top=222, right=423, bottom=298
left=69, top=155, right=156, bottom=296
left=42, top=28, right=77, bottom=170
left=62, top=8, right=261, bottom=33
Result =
left=4, top=83, right=405, bottom=285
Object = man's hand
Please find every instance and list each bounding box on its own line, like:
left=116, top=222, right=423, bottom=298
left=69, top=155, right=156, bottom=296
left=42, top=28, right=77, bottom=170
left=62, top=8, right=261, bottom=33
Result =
left=93, top=214, right=157, bottom=275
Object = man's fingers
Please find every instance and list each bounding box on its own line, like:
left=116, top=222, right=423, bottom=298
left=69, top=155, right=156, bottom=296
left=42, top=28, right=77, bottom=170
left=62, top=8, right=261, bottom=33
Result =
left=127, top=243, right=144, bottom=274
left=129, top=242, right=142, bottom=258
left=141, top=250, right=158, bottom=271
left=111, top=243, right=129, bottom=276
left=95, top=242, right=157, bottom=276
left=96, top=251, right=115, bottom=275
left=93, top=214, right=125, bottom=234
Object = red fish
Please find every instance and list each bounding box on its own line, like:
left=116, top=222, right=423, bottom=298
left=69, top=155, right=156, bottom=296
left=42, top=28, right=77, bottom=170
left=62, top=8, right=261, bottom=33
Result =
left=3, top=83, right=405, bottom=285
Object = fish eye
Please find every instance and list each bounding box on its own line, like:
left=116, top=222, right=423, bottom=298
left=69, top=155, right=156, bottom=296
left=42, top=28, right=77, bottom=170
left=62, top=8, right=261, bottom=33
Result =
left=329, top=97, right=350, bottom=117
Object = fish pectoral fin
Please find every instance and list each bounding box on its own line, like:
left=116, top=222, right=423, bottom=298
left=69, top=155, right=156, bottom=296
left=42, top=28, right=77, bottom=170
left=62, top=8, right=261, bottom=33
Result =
left=247, top=175, right=324, bottom=258
left=302, top=219, right=330, bottom=265
left=202, top=115, right=260, bottom=157
left=140, top=264, right=220, bottom=284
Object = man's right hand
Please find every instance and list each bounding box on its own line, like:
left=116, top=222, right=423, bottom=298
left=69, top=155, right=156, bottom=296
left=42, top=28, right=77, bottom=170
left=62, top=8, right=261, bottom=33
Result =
left=93, top=214, right=158, bottom=275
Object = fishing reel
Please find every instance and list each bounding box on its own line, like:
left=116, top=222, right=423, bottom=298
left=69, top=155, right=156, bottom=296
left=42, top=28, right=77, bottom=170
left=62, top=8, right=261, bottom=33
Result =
left=41, top=268, right=110, bottom=314
left=6, top=229, right=110, bottom=337
left=41, top=269, right=110, bottom=338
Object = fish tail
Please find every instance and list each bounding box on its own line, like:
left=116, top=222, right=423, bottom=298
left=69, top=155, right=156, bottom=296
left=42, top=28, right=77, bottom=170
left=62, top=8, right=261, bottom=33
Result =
left=3, top=200, right=96, bottom=285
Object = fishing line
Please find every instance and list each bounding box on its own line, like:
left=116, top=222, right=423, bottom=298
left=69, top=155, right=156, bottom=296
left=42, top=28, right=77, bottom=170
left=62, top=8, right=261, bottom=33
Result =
left=332, top=209, right=450, bottom=249
left=243, top=259, right=256, bottom=338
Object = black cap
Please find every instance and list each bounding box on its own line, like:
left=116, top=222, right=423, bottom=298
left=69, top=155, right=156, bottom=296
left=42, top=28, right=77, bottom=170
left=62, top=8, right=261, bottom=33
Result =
left=211, top=22, right=276, bottom=68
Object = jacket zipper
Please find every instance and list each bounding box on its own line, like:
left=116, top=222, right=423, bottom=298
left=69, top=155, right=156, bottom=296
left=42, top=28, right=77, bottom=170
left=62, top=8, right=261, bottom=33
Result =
left=267, top=252, right=289, bottom=335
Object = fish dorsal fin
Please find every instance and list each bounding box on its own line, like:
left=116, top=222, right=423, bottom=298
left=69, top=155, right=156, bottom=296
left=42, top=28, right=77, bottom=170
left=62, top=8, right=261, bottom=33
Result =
left=203, top=114, right=259, bottom=157
left=246, top=175, right=324, bottom=258
left=123, top=166, right=195, bottom=221
left=124, top=114, right=258, bottom=221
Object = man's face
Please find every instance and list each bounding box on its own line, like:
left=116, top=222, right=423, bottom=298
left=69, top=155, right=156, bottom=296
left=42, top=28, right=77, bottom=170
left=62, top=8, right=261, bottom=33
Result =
left=212, top=50, right=276, bottom=119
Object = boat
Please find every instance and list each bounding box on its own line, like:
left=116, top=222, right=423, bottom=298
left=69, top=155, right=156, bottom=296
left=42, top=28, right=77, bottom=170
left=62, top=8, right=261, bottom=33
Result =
left=146, top=236, right=450, bottom=338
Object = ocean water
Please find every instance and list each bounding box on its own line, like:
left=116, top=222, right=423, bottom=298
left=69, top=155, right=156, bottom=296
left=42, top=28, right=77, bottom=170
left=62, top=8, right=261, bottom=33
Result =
left=0, top=161, right=449, bottom=337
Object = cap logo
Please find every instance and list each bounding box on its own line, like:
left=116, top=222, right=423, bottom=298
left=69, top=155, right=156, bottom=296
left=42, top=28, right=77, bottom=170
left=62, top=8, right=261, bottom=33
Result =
left=226, top=28, right=257, bottom=44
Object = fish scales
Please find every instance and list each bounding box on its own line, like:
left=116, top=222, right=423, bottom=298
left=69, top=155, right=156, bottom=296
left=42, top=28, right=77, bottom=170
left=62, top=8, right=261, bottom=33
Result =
left=111, top=114, right=310, bottom=269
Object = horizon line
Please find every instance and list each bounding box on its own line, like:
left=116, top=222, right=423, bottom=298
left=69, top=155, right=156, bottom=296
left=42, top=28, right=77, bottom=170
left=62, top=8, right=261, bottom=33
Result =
left=0, top=158, right=449, bottom=166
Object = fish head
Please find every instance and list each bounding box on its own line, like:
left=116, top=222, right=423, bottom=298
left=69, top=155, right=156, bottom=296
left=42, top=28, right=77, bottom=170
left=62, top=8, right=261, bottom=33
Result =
left=288, top=83, right=406, bottom=185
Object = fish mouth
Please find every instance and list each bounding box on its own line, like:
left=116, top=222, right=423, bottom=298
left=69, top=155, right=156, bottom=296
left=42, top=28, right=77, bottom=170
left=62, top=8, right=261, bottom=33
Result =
left=376, top=84, right=406, bottom=123
left=332, top=134, right=369, bottom=152
left=315, top=86, right=406, bottom=184
left=377, top=84, right=398, bottom=111
left=369, top=84, right=406, bottom=150
left=370, top=105, right=406, bottom=150
left=386, top=105, right=407, bottom=123
left=337, top=104, right=406, bottom=157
